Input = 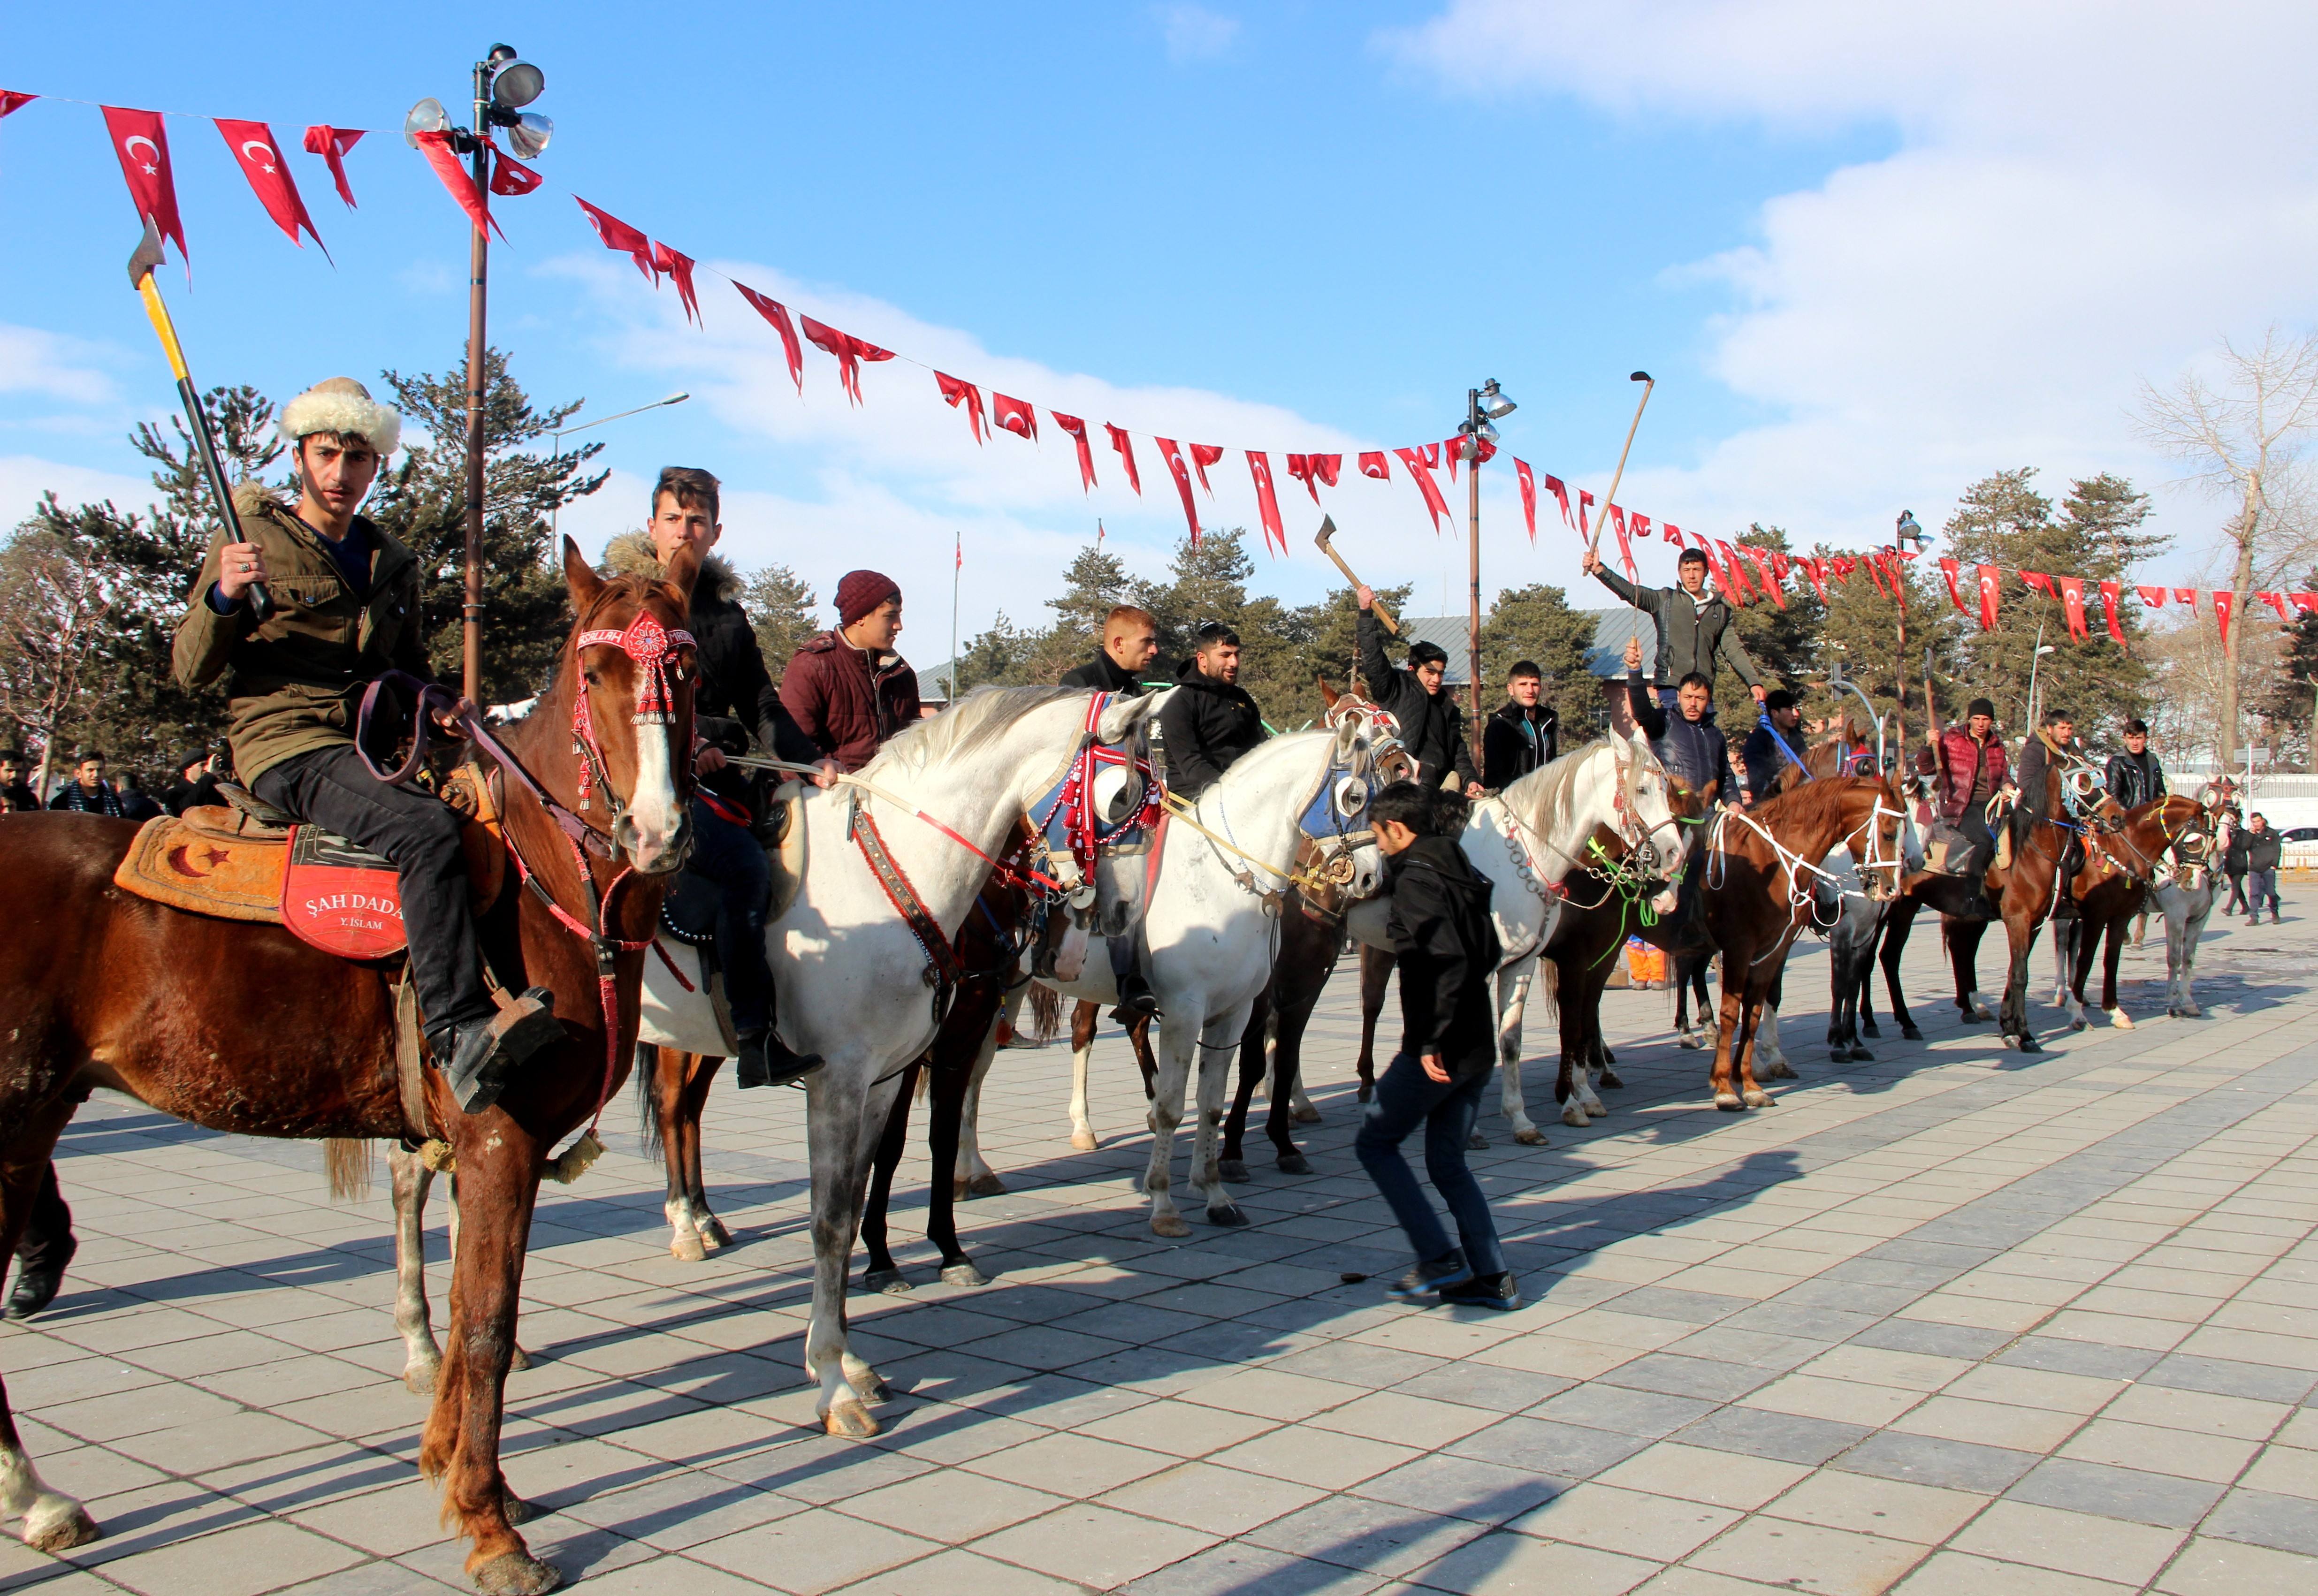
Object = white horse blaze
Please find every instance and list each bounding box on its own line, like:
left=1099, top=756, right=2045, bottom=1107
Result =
left=618, top=722, right=688, bottom=873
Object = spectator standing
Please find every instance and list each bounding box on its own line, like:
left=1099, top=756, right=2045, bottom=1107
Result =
left=0, top=751, right=37, bottom=813
left=2223, top=813, right=2251, bottom=916
left=2244, top=813, right=2283, bottom=925
left=115, top=772, right=162, bottom=821
left=47, top=753, right=123, bottom=817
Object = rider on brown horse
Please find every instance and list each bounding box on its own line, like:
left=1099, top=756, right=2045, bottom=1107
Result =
left=2011, top=707, right=2089, bottom=918
left=1924, top=696, right=2006, bottom=919
left=171, top=377, right=559, bottom=1112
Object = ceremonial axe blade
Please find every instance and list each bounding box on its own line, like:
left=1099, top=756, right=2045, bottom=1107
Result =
left=1312, top=516, right=1398, bottom=635
left=128, top=218, right=273, bottom=622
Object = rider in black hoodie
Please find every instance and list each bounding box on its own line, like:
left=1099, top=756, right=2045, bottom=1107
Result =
left=1157, top=623, right=1266, bottom=800
left=1481, top=660, right=1559, bottom=790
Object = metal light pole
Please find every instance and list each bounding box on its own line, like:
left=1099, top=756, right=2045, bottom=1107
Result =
left=1459, top=379, right=1516, bottom=771
left=547, top=392, right=690, bottom=538
left=1891, top=510, right=1927, bottom=752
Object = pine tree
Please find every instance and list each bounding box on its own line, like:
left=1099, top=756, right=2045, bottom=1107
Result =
left=1479, top=582, right=1601, bottom=742
left=1805, top=543, right=1958, bottom=749
left=2252, top=571, right=2318, bottom=769
left=741, top=564, right=819, bottom=676
left=956, top=612, right=1036, bottom=692
left=1019, top=543, right=1142, bottom=686
left=1725, top=525, right=1826, bottom=690
left=1307, top=582, right=1416, bottom=701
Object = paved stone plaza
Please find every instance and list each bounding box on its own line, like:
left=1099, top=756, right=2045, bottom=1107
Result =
left=5, top=909, right=2315, bottom=1596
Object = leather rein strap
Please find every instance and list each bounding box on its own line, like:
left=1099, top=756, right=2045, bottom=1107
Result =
left=849, top=790, right=964, bottom=1021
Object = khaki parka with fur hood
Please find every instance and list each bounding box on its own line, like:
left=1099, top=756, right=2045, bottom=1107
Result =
left=172, top=483, right=427, bottom=785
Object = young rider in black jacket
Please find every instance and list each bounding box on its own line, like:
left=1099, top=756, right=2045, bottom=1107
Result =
left=1481, top=661, right=1559, bottom=790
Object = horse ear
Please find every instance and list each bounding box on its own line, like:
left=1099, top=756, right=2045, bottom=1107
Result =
left=661, top=540, right=703, bottom=608
left=1317, top=673, right=1341, bottom=709
left=563, top=536, right=605, bottom=609
left=1097, top=688, right=1166, bottom=745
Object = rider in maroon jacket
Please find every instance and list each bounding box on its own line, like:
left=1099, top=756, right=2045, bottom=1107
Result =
left=781, top=570, right=922, bottom=772
left=1931, top=697, right=2006, bottom=917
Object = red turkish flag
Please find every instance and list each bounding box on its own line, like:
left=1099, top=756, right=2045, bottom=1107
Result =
left=1247, top=452, right=1286, bottom=555
left=1629, top=512, right=1653, bottom=544
left=1286, top=455, right=1321, bottom=504
left=2213, top=590, right=2235, bottom=646
left=733, top=284, right=805, bottom=393
left=102, top=106, right=188, bottom=272
left=214, top=119, right=326, bottom=257
left=1715, top=540, right=1754, bottom=603
left=489, top=147, right=542, bottom=197
left=302, top=126, right=363, bottom=207
left=936, top=373, right=986, bottom=443
left=1544, top=474, right=1573, bottom=530
left=2293, top=593, right=2318, bottom=616
left=802, top=318, right=894, bottom=405
left=1188, top=443, right=1224, bottom=494
left=2136, top=585, right=2166, bottom=608
left=2173, top=587, right=2198, bottom=608
left=1444, top=436, right=1458, bottom=483
left=1515, top=459, right=1537, bottom=542
left=1310, top=454, right=1341, bottom=488
left=2259, top=591, right=2291, bottom=621
left=991, top=393, right=1037, bottom=441
left=2059, top=576, right=2089, bottom=641
left=1358, top=450, right=1391, bottom=480
left=411, top=129, right=501, bottom=242
left=2020, top=570, right=2058, bottom=600
left=1666, top=521, right=1687, bottom=545
left=1829, top=555, right=1856, bottom=584
left=1743, top=546, right=1785, bottom=609
left=1976, top=564, right=2000, bottom=631
left=1416, top=441, right=1441, bottom=471
left=0, top=91, right=35, bottom=119
left=1605, top=506, right=1637, bottom=578
left=651, top=242, right=699, bottom=324
left=1154, top=439, right=1202, bottom=545
left=1800, top=557, right=1830, bottom=603
left=1106, top=426, right=1141, bottom=494
left=1578, top=490, right=1595, bottom=535
left=2100, top=580, right=2127, bottom=645
left=1939, top=557, right=1967, bottom=613
left=575, top=197, right=653, bottom=280
left=1393, top=447, right=1451, bottom=532
left=1053, top=414, right=1098, bottom=491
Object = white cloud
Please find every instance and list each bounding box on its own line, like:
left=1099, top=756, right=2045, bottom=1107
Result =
left=0, top=326, right=122, bottom=407
left=0, top=454, right=159, bottom=528
left=1383, top=2, right=2318, bottom=579
left=1156, top=4, right=1241, bottom=63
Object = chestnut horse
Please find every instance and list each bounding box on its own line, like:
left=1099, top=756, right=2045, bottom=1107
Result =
left=0, top=540, right=698, bottom=1593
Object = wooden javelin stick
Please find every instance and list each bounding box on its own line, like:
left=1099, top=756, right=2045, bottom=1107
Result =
left=1588, top=371, right=1656, bottom=560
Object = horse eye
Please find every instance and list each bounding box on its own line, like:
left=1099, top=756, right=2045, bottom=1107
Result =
left=583, top=669, right=602, bottom=686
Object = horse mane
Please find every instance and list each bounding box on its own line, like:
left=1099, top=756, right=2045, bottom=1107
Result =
left=1499, top=742, right=1602, bottom=840
left=1746, top=772, right=1880, bottom=832
left=862, top=684, right=1085, bottom=779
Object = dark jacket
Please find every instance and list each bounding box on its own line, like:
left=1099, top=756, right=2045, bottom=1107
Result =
left=48, top=780, right=123, bottom=817
left=1740, top=718, right=1808, bottom=807
left=1481, top=700, right=1558, bottom=790
left=1158, top=658, right=1266, bottom=799
left=2225, top=828, right=2250, bottom=876
left=1386, top=834, right=1504, bottom=1077
left=2104, top=748, right=2167, bottom=811
left=1628, top=671, right=1734, bottom=800
left=2016, top=731, right=2080, bottom=821
left=116, top=784, right=163, bottom=822
left=1058, top=651, right=1146, bottom=696
left=2245, top=828, right=2282, bottom=873
left=1936, top=725, right=2007, bottom=823
left=601, top=532, right=820, bottom=769
left=1357, top=610, right=1478, bottom=790
left=172, top=484, right=427, bottom=785
left=782, top=632, right=922, bottom=772
left=0, top=781, right=37, bottom=813
left=1592, top=566, right=1764, bottom=690
left=165, top=772, right=224, bottom=816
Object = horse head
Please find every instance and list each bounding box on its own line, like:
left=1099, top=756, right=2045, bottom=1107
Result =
left=1616, top=728, right=1688, bottom=890
left=1846, top=775, right=1911, bottom=902
left=561, top=537, right=701, bottom=875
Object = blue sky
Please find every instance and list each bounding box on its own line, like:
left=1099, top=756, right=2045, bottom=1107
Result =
left=6, top=2, right=2315, bottom=651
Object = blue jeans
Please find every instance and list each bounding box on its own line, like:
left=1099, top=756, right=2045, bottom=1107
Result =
left=1355, top=1051, right=1506, bottom=1276
left=688, top=796, right=774, bottom=1034
left=2247, top=869, right=2280, bottom=917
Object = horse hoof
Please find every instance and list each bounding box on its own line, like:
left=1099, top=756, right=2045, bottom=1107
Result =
left=966, top=1173, right=1006, bottom=1198
left=1714, top=1093, right=1745, bottom=1111
left=823, top=1398, right=881, bottom=1439
left=403, top=1362, right=439, bottom=1396
left=848, top=1372, right=892, bottom=1404
left=510, top=1346, right=533, bottom=1373
left=471, top=1550, right=561, bottom=1596
left=1677, top=1034, right=1704, bottom=1050
left=23, top=1504, right=99, bottom=1553
left=1206, top=1204, right=1250, bottom=1228
left=1743, top=1088, right=1776, bottom=1108
left=1070, top=1131, right=1098, bottom=1151
left=702, top=1217, right=733, bottom=1250
left=1598, top=1068, right=1624, bottom=1089
left=1217, top=1159, right=1250, bottom=1184
left=503, top=1493, right=538, bottom=1526
left=2015, top=1034, right=2043, bottom=1054
left=670, top=1232, right=707, bottom=1263
left=1293, top=1104, right=1323, bottom=1125
left=1151, top=1214, right=1193, bottom=1239
left=2108, top=1010, right=2136, bottom=1031
left=1356, top=1085, right=1373, bottom=1103
left=940, top=1261, right=990, bottom=1287
left=860, top=1268, right=911, bottom=1295
left=1862, top=1022, right=1882, bottom=1040
left=1515, top=1126, right=1550, bottom=1146
left=1850, top=1046, right=1874, bottom=1062
left=1764, top=1059, right=1798, bottom=1080
left=1276, top=1152, right=1312, bottom=1175
left=1901, top=1025, right=1923, bottom=1041
left=1467, top=1131, right=1489, bottom=1150
left=1561, top=1104, right=1589, bottom=1128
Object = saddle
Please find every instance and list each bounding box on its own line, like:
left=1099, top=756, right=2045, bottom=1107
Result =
left=658, top=780, right=807, bottom=947
left=112, top=774, right=505, bottom=960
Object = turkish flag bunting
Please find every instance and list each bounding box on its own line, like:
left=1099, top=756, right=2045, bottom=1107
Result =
left=1629, top=512, right=1653, bottom=543
left=1444, top=437, right=1458, bottom=483
left=1106, top=426, right=1141, bottom=494
left=1392, top=447, right=1451, bottom=532
left=1578, top=489, right=1595, bottom=535
left=574, top=197, right=653, bottom=279
left=651, top=242, right=699, bottom=324
left=302, top=125, right=363, bottom=207
left=411, top=129, right=501, bottom=242
left=1247, top=452, right=1286, bottom=555
left=1666, top=521, right=1686, bottom=544
left=2173, top=587, right=2198, bottom=608
left=1864, top=554, right=1891, bottom=598
left=1053, top=414, right=1098, bottom=491
left=1154, top=439, right=1202, bottom=546
left=1609, top=506, right=1637, bottom=578
left=1976, top=564, right=2000, bottom=631
left=1310, top=454, right=1341, bottom=487
left=991, top=393, right=1037, bottom=440
left=1714, top=539, right=1753, bottom=603
left=1358, top=450, right=1390, bottom=480
left=935, top=373, right=985, bottom=443
left=1939, top=558, right=1968, bottom=612
left=802, top=318, right=895, bottom=406
left=1514, top=459, right=1537, bottom=542
left=2259, top=591, right=2291, bottom=621
left=2213, top=590, right=2235, bottom=646
left=2099, top=580, right=2127, bottom=645
left=1800, top=557, right=1830, bottom=603
left=2020, top=570, right=2057, bottom=600
left=1188, top=443, right=1224, bottom=494
left=1417, top=441, right=1441, bottom=471
left=489, top=147, right=542, bottom=197
left=2059, top=576, right=2089, bottom=641
left=1743, top=546, right=1785, bottom=609
left=1830, top=555, right=1856, bottom=583
left=2293, top=593, right=2318, bottom=615
left=1695, top=538, right=1728, bottom=593
left=1543, top=473, right=1573, bottom=530
left=2136, top=585, right=2166, bottom=608
left=214, top=119, right=326, bottom=258
left=103, top=106, right=189, bottom=270
left=0, top=91, right=34, bottom=118
left=1285, top=455, right=1321, bottom=503
left=733, top=283, right=805, bottom=394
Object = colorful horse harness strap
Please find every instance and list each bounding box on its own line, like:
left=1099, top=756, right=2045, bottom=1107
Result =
left=849, top=790, right=963, bottom=1020
left=1031, top=693, right=1164, bottom=878
left=573, top=609, right=697, bottom=813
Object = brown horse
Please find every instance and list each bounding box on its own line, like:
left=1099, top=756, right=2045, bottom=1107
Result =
left=2051, top=794, right=2209, bottom=1030
left=1984, top=752, right=2125, bottom=1051
left=0, top=541, right=697, bottom=1593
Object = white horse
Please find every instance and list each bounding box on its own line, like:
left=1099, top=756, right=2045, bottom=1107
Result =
left=1036, top=719, right=1389, bottom=1237
left=1353, top=733, right=1689, bottom=1142
left=629, top=684, right=1166, bottom=1437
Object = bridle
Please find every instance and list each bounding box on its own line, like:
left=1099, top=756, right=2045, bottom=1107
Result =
left=571, top=608, right=696, bottom=822
left=1708, top=781, right=1909, bottom=930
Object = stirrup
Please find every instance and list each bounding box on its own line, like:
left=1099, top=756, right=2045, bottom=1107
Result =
left=444, top=988, right=561, bottom=1114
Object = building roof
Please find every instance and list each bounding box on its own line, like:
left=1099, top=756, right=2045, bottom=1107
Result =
left=1582, top=608, right=1656, bottom=678
left=1387, top=616, right=1477, bottom=684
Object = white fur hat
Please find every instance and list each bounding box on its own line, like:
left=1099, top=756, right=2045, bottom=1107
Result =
left=279, top=376, right=402, bottom=456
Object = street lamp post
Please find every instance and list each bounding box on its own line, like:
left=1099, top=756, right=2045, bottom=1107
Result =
left=547, top=392, right=691, bottom=537
left=1459, top=379, right=1516, bottom=772
left=1891, top=510, right=1928, bottom=751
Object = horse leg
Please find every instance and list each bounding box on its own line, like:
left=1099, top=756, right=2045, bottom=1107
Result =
left=2053, top=920, right=2088, bottom=1026
left=804, top=1070, right=912, bottom=1438
left=858, top=1061, right=918, bottom=1295
left=1857, top=916, right=1883, bottom=1039
left=1355, top=945, right=1393, bottom=1101
left=389, top=1146, right=442, bottom=1394
left=1219, top=981, right=1272, bottom=1184
left=679, top=1051, right=730, bottom=1251
left=1737, top=988, right=1777, bottom=1110
left=1950, top=917, right=1995, bottom=1020
left=955, top=1038, right=1003, bottom=1200
left=442, top=1172, right=531, bottom=1372
left=420, top=1125, right=551, bottom=1591
left=656, top=1049, right=713, bottom=1261
left=1266, top=988, right=1319, bottom=1174
left=1709, top=958, right=1745, bottom=1110
left=1067, top=996, right=1100, bottom=1151
left=1191, top=1007, right=1251, bottom=1227
left=1880, top=900, right=1924, bottom=1039
left=2102, top=914, right=2135, bottom=1029
left=2000, top=913, right=2042, bottom=1053
left=1756, top=966, right=1797, bottom=1078
left=1143, top=1014, right=1198, bottom=1238
left=928, top=1034, right=995, bottom=1287
left=0, top=1103, right=99, bottom=1550
left=1497, top=959, right=1556, bottom=1140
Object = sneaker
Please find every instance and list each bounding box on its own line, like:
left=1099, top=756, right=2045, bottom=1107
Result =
left=443, top=988, right=563, bottom=1114
left=2272, top=912, right=2284, bottom=925
left=736, top=1028, right=822, bottom=1090
left=1438, top=1272, right=1520, bottom=1312
left=1387, top=1250, right=1473, bottom=1300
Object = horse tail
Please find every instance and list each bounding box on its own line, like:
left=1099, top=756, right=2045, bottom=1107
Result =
left=635, top=1042, right=664, bottom=1159
left=1028, top=982, right=1062, bottom=1043
left=1533, top=957, right=1561, bottom=1025
left=323, top=1138, right=373, bottom=1202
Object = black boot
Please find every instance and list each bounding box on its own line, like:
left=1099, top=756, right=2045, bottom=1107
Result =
left=5, top=1236, right=75, bottom=1320
left=1111, top=972, right=1162, bottom=1025
left=736, top=1027, right=821, bottom=1089
left=436, top=988, right=563, bottom=1114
